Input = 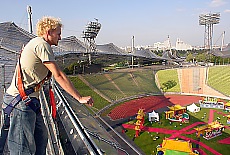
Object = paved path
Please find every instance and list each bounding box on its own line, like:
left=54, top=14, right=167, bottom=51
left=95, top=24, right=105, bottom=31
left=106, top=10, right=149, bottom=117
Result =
left=122, top=122, right=206, bottom=139
left=218, top=137, right=230, bottom=144
left=170, top=122, right=206, bottom=139
left=208, top=109, right=215, bottom=124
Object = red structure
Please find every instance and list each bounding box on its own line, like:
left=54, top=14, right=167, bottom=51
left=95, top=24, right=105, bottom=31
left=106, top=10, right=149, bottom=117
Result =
left=134, top=109, right=145, bottom=137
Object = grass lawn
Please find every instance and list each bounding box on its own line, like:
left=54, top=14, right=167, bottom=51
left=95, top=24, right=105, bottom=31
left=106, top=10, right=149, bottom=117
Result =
left=208, top=66, right=230, bottom=96
left=68, top=76, right=110, bottom=112
left=157, top=69, right=180, bottom=92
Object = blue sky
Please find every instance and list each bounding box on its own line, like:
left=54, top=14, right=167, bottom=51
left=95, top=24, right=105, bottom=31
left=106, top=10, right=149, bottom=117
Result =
left=1, top=0, right=230, bottom=47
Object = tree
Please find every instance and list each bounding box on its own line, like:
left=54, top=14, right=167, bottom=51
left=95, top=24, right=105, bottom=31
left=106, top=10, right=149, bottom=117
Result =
left=196, top=53, right=206, bottom=62
left=186, top=53, right=194, bottom=62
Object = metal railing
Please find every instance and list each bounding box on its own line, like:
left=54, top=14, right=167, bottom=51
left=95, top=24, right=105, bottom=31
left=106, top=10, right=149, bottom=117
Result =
left=52, top=83, right=129, bottom=155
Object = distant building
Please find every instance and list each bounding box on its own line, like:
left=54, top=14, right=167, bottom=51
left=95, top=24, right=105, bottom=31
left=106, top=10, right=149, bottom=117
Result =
left=175, top=38, right=192, bottom=51
left=164, top=37, right=172, bottom=50
left=122, top=37, right=206, bottom=52
left=121, top=46, right=132, bottom=53
left=122, top=45, right=146, bottom=53
left=152, top=37, right=172, bottom=51
left=153, top=42, right=166, bottom=51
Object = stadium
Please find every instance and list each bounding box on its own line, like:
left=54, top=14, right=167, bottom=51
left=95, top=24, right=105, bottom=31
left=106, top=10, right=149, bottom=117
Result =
left=0, top=20, right=230, bottom=155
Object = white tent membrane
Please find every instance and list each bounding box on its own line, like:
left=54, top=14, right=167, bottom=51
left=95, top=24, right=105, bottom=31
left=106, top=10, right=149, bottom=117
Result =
left=187, top=103, right=200, bottom=113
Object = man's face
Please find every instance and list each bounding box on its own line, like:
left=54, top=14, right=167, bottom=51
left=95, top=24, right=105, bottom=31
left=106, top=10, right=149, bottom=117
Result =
left=47, top=26, right=61, bottom=46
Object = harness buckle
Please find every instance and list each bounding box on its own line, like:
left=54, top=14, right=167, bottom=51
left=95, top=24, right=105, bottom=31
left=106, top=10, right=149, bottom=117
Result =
left=34, top=86, right=39, bottom=92
left=22, top=96, right=31, bottom=105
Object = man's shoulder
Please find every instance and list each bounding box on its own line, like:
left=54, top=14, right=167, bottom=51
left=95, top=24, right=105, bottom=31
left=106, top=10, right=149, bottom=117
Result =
left=30, top=37, right=47, bottom=44
left=27, top=37, right=51, bottom=50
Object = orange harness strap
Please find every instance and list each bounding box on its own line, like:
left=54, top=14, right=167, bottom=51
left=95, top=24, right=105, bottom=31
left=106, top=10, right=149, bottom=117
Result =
left=17, top=50, right=52, bottom=105
left=17, top=63, right=27, bottom=100
left=16, top=52, right=31, bottom=104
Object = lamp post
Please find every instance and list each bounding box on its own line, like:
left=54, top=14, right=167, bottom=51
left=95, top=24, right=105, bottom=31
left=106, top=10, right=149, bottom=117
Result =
left=131, top=36, right=135, bottom=69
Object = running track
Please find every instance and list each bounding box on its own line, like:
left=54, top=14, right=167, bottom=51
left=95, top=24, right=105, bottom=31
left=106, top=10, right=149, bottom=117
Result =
left=108, top=95, right=202, bottom=120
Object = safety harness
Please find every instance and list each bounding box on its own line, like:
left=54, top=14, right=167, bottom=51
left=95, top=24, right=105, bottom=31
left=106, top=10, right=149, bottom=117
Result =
left=3, top=54, right=51, bottom=116
left=4, top=68, right=50, bottom=115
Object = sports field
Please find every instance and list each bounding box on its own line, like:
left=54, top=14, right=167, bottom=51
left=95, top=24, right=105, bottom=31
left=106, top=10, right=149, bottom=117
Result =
left=73, top=65, right=230, bottom=155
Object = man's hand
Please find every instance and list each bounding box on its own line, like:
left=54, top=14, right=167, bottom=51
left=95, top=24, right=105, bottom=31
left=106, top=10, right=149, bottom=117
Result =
left=79, top=96, right=94, bottom=106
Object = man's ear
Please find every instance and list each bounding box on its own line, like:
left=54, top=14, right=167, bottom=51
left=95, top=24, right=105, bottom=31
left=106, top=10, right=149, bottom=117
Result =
left=47, top=30, right=52, bottom=35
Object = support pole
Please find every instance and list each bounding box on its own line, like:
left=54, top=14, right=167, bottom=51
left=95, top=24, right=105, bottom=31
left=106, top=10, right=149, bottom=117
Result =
left=27, top=6, right=33, bottom=34
left=221, top=31, right=225, bottom=51
left=131, top=36, right=134, bottom=69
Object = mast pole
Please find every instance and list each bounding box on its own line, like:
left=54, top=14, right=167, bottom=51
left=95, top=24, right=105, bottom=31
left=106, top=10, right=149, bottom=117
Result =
left=27, top=6, right=33, bottom=34
left=221, top=31, right=225, bottom=51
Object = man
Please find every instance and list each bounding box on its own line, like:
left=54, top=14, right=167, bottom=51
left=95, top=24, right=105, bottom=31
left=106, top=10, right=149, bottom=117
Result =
left=2, top=16, right=93, bottom=154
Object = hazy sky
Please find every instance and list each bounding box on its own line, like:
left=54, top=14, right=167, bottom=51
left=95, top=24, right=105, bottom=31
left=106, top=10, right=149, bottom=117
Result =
left=1, top=0, right=230, bottom=47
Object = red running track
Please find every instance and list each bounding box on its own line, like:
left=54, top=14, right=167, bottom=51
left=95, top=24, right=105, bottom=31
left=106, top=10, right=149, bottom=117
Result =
left=108, top=95, right=202, bottom=120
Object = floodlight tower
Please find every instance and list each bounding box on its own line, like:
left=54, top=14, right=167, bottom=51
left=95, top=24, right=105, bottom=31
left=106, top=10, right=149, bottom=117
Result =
left=199, top=12, right=220, bottom=50
left=82, top=19, right=101, bottom=64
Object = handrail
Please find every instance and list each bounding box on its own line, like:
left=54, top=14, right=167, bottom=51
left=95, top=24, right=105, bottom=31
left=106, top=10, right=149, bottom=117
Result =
left=54, top=83, right=103, bottom=155
left=53, top=83, right=130, bottom=155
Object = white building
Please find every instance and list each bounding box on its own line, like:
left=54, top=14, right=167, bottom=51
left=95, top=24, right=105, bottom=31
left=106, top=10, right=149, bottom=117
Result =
left=153, top=42, right=166, bottom=51
left=152, top=36, right=172, bottom=51
left=122, top=37, right=195, bottom=52
left=175, top=38, right=192, bottom=51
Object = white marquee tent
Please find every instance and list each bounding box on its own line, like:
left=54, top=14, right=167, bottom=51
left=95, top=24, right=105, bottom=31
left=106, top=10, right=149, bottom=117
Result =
left=148, top=110, right=159, bottom=122
left=187, top=103, right=200, bottom=113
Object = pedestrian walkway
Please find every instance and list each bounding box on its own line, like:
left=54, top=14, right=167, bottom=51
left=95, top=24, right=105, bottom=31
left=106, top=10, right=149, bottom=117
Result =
left=208, top=109, right=215, bottom=124
left=218, top=137, right=230, bottom=144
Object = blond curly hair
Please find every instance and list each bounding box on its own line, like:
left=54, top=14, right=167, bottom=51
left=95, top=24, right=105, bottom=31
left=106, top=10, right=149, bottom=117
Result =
left=36, top=16, right=63, bottom=36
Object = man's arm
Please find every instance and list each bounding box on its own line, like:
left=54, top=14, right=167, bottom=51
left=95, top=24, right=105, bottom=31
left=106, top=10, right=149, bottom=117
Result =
left=44, top=61, right=93, bottom=105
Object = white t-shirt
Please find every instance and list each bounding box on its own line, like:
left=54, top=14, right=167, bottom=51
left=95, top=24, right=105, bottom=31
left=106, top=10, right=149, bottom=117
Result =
left=6, top=37, right=55, bottom=98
